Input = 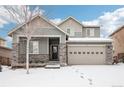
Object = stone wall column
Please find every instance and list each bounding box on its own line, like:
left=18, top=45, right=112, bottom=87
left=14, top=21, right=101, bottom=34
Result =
left=105, top=44, right=113, bottom=64
left=11, top=43, right=19, bottom=67
left=59, top=43, right=67, bottom=66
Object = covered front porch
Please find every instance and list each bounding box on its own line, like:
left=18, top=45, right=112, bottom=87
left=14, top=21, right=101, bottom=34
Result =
left=16, top=36, right=63, bottom=67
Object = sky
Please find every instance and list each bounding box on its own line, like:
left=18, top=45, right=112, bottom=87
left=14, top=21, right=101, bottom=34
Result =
left=0, top=5, right=124, bottom=48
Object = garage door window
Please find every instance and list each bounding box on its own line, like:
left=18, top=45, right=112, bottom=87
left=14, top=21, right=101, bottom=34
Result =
left=74, top=52, right=77, bottom=54
left=83, top=52, right=85, bottom=54
left=91, top=52, right=94, bottom=54
left=78, top=52, right=81, bottom=54
left=100, top=52, right=103, bottom=54
left=69, top=52, right=72, bottom=54
left=87, top=52, right=90, bottom=54
left=96, top=52, right=99, bottom=54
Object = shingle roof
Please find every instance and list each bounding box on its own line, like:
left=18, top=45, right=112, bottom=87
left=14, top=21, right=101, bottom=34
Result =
left=109, top=25, right=124, bottom=37
left=8, top=14, right=69, bottom=37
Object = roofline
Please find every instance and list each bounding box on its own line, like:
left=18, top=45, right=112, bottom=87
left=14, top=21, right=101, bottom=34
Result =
left=8, top=14, right=40, bottom=37
left=58, top=16, right=100, bottom=28
left=83, top=25, right=100, bottom=28
left=0, top=46, right=12, bottom=50
left=8, top=14, right=69, bottom=37
left=109, top=25, right=124, bottom=37
left=58, top=16, right=83, bottom=26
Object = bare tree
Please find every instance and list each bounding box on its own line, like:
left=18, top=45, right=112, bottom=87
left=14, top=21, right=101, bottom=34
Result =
left=2, top=5, right=43, bottom=74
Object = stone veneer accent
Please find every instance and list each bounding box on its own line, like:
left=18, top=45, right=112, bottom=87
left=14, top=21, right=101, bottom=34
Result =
left=11, top=43, right=19, bottom=67
left=29, top=54, right=49, bottom=63
left=59, top=43, right=67, bottom=66
left=11, top=37, right=49, bottom=67
left=105, top=44, right=113, bottom=64
left=18, top=54, right=49, bottom=64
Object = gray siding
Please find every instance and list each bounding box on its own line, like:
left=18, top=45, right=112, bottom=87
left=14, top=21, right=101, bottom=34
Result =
left=83, top=27, right=100, bottom=38
left=58, top=17, right=100, bottom=38
left=39, top=37, right=49, bottom=54
left=58, top=18, right=83, bottom=37
left=29, top=37, right=49, bottom=54
left=12, top=16, right=66, bottom=44
left=13, top=28, right=66, bottom=44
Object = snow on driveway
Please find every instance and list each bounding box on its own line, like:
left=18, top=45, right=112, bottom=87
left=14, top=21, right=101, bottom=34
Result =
left=0, top=63, right=124, bottom=87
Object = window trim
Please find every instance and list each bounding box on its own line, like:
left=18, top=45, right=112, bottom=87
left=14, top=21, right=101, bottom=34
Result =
left=67, top=28, right=70, bottom=34
left=89, top=28, right=95, bottom=36
left=29, top=41, right=39, bottom=54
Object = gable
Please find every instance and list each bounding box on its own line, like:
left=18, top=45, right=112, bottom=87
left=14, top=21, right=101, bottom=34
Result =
left=8, top=15, right=69, bottom=37
left=109, top=26, right=124, bottom=37
left=58, top=17, right=83, bottom=36
left=31, top=16, right=54, bottom=28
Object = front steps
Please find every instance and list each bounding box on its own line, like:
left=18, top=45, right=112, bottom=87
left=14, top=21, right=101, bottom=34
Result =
left=45, top=61, right=60, bottom=69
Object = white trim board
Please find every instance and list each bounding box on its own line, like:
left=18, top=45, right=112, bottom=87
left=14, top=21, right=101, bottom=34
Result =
left=17, top=35, right=62, bottom=43
left=67, top=44, right=106, bottom=47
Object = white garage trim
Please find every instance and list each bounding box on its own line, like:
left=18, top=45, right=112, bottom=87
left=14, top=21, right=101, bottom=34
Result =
left=67, top=44, right=106, bottom=65
left=68, top=44, right=106, bottom=47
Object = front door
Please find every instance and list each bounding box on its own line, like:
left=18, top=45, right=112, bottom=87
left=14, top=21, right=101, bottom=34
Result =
left=50, top=44, right=59, bottom=61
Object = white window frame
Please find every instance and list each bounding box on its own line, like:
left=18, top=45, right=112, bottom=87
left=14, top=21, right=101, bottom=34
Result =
left=30, top=41, right=39, bottom=54
left=86, top=28, right=89, bottom=37
left=67, top=28, right=70, bottom=34
left=89, top=28, right=95, bottom=36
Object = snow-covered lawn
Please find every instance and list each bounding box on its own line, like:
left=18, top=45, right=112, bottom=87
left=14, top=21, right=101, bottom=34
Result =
left=0, top=63, right=124, bottom=87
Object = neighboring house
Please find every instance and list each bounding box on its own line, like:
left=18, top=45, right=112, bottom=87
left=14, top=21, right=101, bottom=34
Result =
left=8, top=15, right=113, bottom=67
left=0, top=37, right=12, bottom=66
left=110, top=25, right=124, bottom=59
left=0, top=37, right=6, bottom=47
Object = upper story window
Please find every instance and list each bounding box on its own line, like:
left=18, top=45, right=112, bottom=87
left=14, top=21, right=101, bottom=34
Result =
left=75, top=32, right=82, bottom=37
left=86, top=28, right=95, bottom=37
left=89, top=28, right=95, bottom=36
left=67, top=28, right=70, bottom=34
left=30, top=41, right=39, bottom=54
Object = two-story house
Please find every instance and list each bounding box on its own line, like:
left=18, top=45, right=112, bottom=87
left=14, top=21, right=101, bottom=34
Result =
left=0, top=37, right=12, bottom=66
left=8, top=15, right=113, bottom=68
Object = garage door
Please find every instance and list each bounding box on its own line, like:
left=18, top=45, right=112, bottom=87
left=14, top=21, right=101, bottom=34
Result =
left=68, top=45, right=106, bottom=65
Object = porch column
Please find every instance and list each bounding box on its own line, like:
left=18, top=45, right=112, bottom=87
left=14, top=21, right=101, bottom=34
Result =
left=105, top=44, right=113, bottom=65
left=59, top=43, right=67, bottom=66
left=12, top=43, right=19, bottom=67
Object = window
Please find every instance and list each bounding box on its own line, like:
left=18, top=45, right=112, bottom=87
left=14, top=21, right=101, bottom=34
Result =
left=89, top=28, right=95, bottom=36
left=74, top=52, right=77, bottom=54
left=67, top=28, right=70, bottom=34
left=78, top=52, right=81, bottom=54
left=83, top=52, right=85, bottom=54
left=87, top=52, right=90, bottom=54
left=75, top=32, right=82, bottom=37
left=100, top=52, right=103, bottom=54
left=96, top=52, right=99, bottom=54
left=69, top=52, right=72, bottom=54
left=30, top=41, right=39, bottom=54
left=91, top=52, right=94, bottom=54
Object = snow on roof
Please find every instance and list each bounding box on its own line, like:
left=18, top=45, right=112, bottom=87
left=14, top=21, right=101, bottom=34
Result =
left=67, top=38, right=112, bottom=43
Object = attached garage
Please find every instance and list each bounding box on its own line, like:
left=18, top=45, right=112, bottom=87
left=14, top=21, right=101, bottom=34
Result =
left=68, top=44, right=106, bottom=65
left=67, top=38, right=113, bottom=65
